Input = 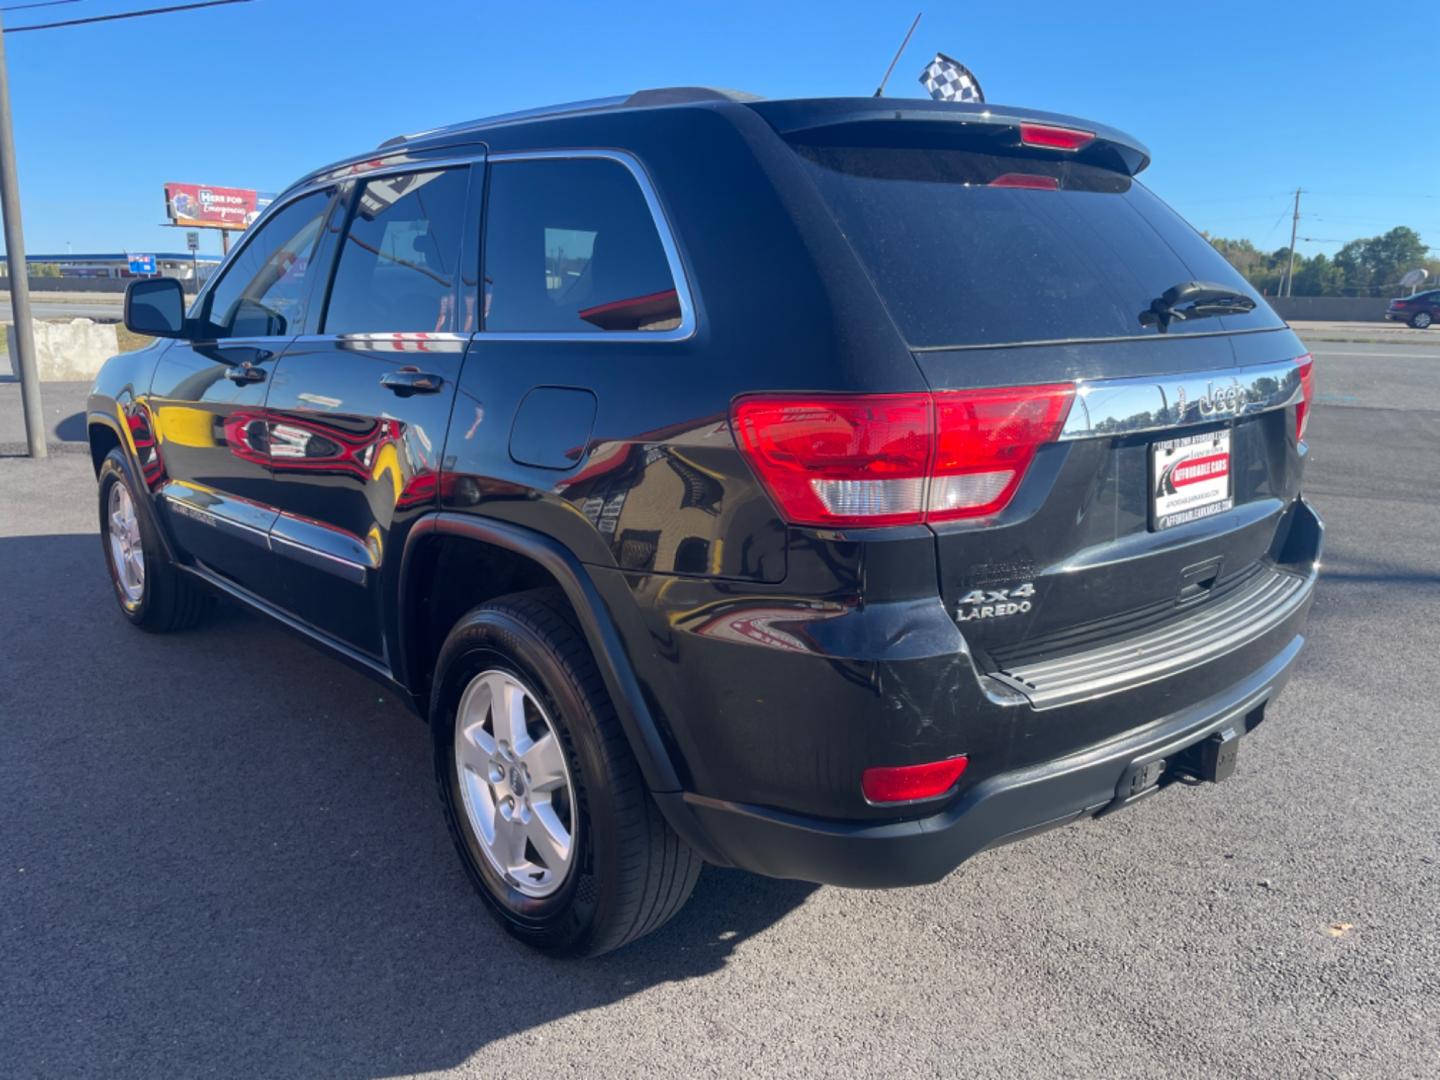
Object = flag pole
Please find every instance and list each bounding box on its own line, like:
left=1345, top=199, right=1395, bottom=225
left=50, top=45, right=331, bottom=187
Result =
left=874, top=12, right=921, bottom=97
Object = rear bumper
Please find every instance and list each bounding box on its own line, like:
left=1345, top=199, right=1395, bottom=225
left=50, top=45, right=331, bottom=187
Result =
left=661, top=628, right=1307, bottom=887
left=647, top=497, right=1322, bottom=886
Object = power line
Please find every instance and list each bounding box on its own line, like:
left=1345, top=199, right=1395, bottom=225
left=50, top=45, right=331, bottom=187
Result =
left=0, top=0, right=253, bottom=459
left=1, top=1, right=85, bottom=12
left=5, top=0, right=249, bottom=32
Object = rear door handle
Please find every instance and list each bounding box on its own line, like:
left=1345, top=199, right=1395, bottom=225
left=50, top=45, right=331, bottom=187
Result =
left=224, top=362, right=267, bottom=385
left=381, top=367, right=444, bottom=396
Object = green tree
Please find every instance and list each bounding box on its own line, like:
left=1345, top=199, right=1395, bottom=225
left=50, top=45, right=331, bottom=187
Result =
left=1334, top=227, right=1428, bottom=295
left=1292, top=252, right=1342, bottom=296
left=31, top=262, right=61, bottom=278
left=1210, top=226, right=1433, bottom=296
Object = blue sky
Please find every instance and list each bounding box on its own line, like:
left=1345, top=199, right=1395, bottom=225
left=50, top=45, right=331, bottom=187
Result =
left=3, top=0, right=1435, bottom=261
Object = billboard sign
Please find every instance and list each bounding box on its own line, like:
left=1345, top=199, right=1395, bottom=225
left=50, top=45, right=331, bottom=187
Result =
left=164, top=182, right=263, bottom=230
left=127, top=253, right=156, bottom=275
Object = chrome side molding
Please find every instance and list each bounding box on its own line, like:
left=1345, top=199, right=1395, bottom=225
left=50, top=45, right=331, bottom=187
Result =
left=1059, top=359, right=1303, bottom=441
left=160, top=480, right=375, bottom=584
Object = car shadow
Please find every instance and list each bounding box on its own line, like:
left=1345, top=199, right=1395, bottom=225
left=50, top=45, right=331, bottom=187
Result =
left=0, top=532, right=818, bottom=1078
left=53, top=410, right=87, bottom=443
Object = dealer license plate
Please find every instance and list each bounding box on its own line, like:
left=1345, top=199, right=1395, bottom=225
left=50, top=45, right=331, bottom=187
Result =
left=1151, top=429, right=1233, bottom=531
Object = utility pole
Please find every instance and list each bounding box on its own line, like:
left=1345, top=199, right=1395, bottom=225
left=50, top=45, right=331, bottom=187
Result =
left=1282, top=188, right=1302, bottom=298
left=0, top=0, right=252, bottom=459
left=0, top=10, right=45, bottom=459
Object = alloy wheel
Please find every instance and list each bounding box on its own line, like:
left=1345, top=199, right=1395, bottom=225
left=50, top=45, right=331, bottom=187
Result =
left=107, top=481, right=145, bottom=604
left=454, top=669, right=577, bottom=898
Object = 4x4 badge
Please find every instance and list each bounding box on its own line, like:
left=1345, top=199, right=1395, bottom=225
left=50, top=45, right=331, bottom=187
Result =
left=957, top=583, right=1035, bottom=622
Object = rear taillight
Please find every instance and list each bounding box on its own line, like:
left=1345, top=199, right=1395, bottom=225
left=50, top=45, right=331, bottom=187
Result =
left=1018, top=122, right=1095, bottom=151
left=1295, top=354, right=1314, bottom=443
left=862, top=755, right=969, bottom=804
left=731, top=385, right=1074, bottom=528
left=730, top=395, right=931, bottom=527
left=930, top=384, right=1075, bottom=521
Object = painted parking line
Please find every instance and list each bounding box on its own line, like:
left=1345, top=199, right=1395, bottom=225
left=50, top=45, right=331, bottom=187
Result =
left=1309, top=349, right=1440, bottom=359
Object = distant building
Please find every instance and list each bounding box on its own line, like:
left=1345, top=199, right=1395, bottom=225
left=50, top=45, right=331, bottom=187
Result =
left=2, top=252, right=223, bottom=283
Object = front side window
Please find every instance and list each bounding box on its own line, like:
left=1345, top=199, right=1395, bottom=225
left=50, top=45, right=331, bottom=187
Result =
left=201, top=189, right=333, bottom=338
left=324, top=168, right=472, bottom=335
left=483, top=157, right=682, bottom=334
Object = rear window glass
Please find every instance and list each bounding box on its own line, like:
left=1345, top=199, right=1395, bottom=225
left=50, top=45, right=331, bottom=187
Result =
left=793, top=144, right=1281, bottom=348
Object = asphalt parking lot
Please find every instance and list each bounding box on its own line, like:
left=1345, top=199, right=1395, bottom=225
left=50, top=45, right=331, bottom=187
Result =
left=2, top=340, right=1438, bottom=1079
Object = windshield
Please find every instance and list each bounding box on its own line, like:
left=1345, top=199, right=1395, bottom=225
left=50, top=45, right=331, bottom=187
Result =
left=793, top=142, right=1282, bottom=349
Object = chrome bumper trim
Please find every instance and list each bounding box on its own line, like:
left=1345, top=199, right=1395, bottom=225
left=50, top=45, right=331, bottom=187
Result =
left=988, top=565, right=1314, bottom=710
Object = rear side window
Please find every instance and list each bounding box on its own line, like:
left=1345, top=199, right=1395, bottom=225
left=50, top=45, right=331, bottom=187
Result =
left=793, top=143, right=1282, bottom=348
left=483, top=157, right=682, bottom=334
left=324, top=168, right=471, bottom=334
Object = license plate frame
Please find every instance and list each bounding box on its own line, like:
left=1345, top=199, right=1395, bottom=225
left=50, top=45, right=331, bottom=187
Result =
left=1150, top=428, right=1233, bottom=531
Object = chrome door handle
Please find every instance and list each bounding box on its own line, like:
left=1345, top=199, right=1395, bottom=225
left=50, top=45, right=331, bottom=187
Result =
left=224, top=362, right=266, bottom=385
left=381, top=368, right=443, bottom=396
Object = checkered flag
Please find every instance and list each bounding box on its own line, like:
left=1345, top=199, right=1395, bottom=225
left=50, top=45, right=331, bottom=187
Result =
left=919, top=53, right=985, bottom=104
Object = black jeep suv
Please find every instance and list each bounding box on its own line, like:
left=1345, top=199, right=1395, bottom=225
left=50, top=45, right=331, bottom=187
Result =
left=91, top=89, right=1321, bottom=956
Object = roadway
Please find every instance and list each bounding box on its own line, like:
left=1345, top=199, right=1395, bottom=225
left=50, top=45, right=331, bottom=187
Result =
left=1, top=336, right=1437, bottom=1078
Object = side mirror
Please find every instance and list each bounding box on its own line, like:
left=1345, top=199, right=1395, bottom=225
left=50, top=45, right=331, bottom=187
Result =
left=124, top=277, right=188, bottom=338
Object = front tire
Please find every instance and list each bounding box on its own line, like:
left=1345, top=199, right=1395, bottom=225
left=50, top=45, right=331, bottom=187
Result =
left=432, top=588, right=700, bottom=956
left=1410, top=311, right=1433, bottom=329
left=97, top=448, right=211, bottom=632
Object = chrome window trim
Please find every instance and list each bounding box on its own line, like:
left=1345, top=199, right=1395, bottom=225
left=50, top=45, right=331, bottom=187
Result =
left=478, top=149, right=698, bottom=343
left=194, top=157, right=484, bottom=322
left=1058, top=358, right=1305, bottom=442
left=288, top=332, right=470, bottom=353
left=310, top=155, right=482, bottom=186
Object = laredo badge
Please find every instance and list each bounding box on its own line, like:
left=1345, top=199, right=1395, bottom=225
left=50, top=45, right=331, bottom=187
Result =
left=956, top=583, right=1035, bottom=622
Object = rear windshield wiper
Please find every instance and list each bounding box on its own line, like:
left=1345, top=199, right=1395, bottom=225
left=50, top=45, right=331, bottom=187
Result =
left=1140, top=281, right=1257, bottom=332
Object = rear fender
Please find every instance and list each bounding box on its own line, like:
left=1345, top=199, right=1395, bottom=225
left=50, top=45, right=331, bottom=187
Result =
left=398, top=512, right=684, bottom=795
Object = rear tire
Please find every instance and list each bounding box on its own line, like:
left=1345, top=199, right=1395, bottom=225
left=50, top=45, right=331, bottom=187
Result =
left=1410, top=311, right=1432, bottom=329
left=432, top=587, right=701, bottom=956
left=97, top=448, right=211, bottom=633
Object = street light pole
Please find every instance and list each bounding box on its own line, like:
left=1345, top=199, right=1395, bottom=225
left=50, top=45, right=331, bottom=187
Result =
left=0, top=10, right=46, bottom=459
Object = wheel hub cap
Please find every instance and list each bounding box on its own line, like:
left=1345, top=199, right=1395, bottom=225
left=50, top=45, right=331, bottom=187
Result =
left=107, top=482, right=144, bottom=604
left=454, top=670, right=576, bottom=898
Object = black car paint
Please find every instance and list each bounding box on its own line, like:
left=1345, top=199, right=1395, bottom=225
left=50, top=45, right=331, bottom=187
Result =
left=88, top=94, right=1320, bottom=885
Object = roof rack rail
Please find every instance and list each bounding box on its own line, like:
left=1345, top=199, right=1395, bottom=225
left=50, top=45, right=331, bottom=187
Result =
left=377, top=86, right=761, bottom=149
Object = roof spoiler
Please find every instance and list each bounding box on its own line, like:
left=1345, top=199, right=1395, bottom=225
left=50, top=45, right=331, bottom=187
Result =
left=748, top=98, right=1151, bottom=176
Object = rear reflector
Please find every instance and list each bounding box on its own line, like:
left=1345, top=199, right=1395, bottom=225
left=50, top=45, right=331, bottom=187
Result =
left=1295, top=354, right=1314, bottom=442
left=732, top=385, right=1074, bottom=528
left=1018, top=122, right=1095, bottom=151
left=862, top=755, right=969, bottom=804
